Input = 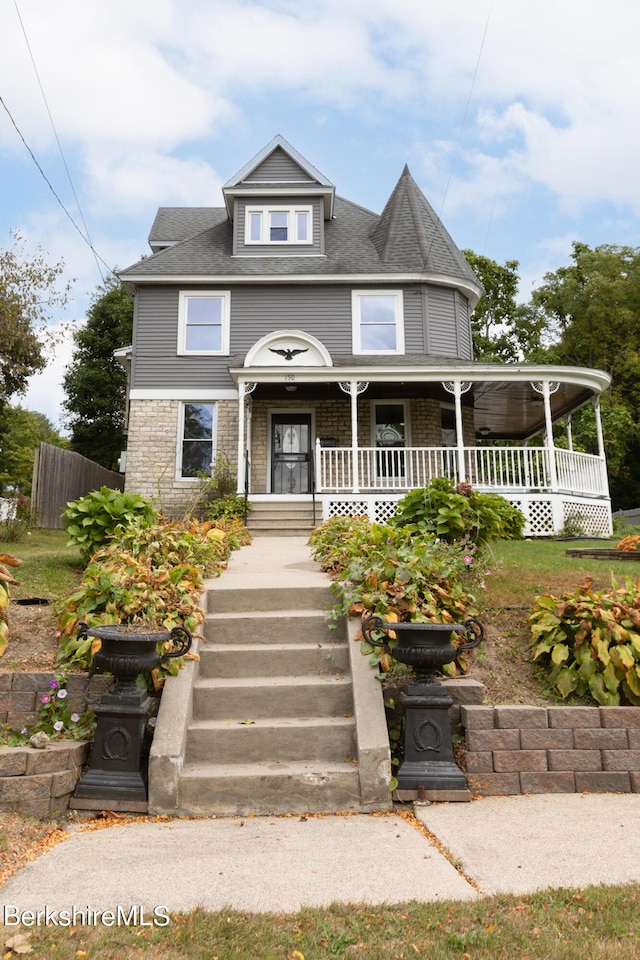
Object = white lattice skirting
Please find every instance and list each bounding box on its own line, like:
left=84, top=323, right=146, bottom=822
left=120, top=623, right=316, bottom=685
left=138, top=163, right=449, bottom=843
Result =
left=320, top=493, right=612, bottom=537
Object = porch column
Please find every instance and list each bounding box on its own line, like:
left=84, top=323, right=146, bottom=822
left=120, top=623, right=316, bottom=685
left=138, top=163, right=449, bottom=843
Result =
left=593, top=395, right=610, bottom=497
left=443, top=380, right=472, bottom=484
left=339, top=381, right=368, bottom=494
left=566, top=414, right=573, bottom=452
left=236, top=381, right=256, bottom=494
left=532, top=380, right=559, bottom=492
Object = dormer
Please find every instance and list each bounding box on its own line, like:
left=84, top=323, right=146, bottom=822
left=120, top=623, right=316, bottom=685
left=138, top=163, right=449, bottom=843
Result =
left=222, top=135, right=335, bottom=257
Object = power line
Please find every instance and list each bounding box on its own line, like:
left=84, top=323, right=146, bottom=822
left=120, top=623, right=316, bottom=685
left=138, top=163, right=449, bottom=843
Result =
left=0, top=92, right=114, bottom=278
left=425, top=1, right=494, bottom=264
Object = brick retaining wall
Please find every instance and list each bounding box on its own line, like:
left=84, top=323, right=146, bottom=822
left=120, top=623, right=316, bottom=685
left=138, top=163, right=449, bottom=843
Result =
left=0, top=671, right=112, bottom=731
left=0, top=740, right=90, bottom=816
left=463, top=705, right=640, bottom=795
left=1, top=671, right=113, bottom=817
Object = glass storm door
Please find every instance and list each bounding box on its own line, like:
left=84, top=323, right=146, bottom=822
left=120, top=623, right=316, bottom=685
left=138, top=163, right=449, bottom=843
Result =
left=271, top=414, right=312, bottom=494
left=375, top=403, right=406, bottom=482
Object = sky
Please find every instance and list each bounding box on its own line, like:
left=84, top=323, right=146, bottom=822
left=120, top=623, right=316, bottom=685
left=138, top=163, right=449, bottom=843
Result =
left=1, top=0, right=639, bottom=431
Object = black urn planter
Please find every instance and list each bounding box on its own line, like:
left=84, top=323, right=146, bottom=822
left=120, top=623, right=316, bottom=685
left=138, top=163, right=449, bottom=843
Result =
left=72, top=623, right=192, bottom=807
left=362, top=615, right=483, bottom=798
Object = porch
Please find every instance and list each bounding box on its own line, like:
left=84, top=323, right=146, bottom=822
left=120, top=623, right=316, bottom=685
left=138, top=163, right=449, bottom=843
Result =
left=314, top=442, right=611, bottom=537
left=230, top=329, right=613, bottom=538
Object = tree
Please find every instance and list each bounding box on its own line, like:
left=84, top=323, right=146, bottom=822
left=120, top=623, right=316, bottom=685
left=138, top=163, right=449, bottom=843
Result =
left=0, top=405, right=68, bottom=497
left=529, top=243, right=640, bottom=508
left=0, top=233, right=70, bottom=408
left=62, top=277, right=133, bottom=469
left=463, top=250, right=547, bottom=361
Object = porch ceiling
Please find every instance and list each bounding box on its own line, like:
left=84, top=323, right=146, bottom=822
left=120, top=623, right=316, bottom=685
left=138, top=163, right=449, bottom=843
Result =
left=230, top=356, right=610, bottom=442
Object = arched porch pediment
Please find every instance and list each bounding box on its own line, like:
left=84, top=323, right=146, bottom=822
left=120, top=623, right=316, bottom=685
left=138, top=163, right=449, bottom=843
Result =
left=244, top=330, right=333, bottom=368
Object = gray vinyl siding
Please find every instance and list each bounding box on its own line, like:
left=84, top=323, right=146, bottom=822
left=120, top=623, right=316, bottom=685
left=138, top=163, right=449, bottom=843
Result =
left=132, top=284, right=352, bottom=391
left=132, top=283, right=427, bottom=390
left=425, top=285, right=470, bottom=359
left=247, top=149, right=314, bottom=182
left=454, top=291, right=473, bottom=360
left=234, top=196, right=323, bottom=256
left=403, top=285, right=424, bottom=353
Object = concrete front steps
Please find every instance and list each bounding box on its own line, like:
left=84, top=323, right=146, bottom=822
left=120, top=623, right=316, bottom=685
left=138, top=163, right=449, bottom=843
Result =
left=170, top=584, right=384, bottom=817
left=247, top=499, right=318, bottom=537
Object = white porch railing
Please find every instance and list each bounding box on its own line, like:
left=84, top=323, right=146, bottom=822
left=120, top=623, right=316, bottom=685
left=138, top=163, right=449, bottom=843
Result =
left=316, top=444, right=608, bottom=499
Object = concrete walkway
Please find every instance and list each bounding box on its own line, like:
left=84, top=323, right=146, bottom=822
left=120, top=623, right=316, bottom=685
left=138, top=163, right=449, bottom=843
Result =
left=3, top=540, right=640, bottom=914
left=3, top=796, right=640, bottom=913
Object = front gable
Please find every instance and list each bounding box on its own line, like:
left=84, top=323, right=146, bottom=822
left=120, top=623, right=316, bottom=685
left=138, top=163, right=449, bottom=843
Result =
left=222, top=135, right=335, bottom=259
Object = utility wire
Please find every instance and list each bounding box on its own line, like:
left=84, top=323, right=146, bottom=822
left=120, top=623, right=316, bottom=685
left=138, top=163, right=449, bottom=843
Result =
left=425, top=1, right=494, bottom=264
left=6, top=0, right=113, bottom=281
left=0, top=93, right=114, bottom=278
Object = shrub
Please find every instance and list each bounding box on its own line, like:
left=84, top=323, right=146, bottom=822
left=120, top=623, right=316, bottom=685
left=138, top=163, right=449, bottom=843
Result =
left=56, top=516, right=249, bottom=684
left=529, top=576, right=640, bottom=706
left=0, top=497, right=34, bottom=542
left=310, top=516, right=478, bottom=677
left=390, top=478, right=524, bottom=544
left=617, top=535, right=640, bottom=552
left=63, top=487, right=158, bottom=560
left=0, top=552, right=21, bottom=657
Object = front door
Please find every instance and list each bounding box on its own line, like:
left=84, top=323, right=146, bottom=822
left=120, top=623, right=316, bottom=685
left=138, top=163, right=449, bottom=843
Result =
left=271, top=414, right=312, bottom=494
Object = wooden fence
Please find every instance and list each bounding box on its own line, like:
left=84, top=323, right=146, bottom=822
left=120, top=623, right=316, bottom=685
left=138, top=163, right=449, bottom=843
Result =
left=31, top=443, right=125, bottom=529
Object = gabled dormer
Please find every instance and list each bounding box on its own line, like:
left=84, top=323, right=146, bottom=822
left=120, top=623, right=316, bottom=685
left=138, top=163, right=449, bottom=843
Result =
left=222, top=135, right=335, bottom=257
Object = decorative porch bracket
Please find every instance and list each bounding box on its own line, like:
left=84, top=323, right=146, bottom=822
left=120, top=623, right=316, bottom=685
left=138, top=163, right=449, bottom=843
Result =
left=338, top=381, right=369, bottom=493
left=443, top=381, right=472, bottom=484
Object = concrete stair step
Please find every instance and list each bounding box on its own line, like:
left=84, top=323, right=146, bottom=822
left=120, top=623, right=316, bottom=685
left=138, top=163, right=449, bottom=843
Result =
left=198, top=641, right=349, bottom=678
left=207, top=586, right=334, bottom=614
left=203, top=610, right=343, bottom=645
left=251, top=527, right=317, bottom=537
left=193, top=674, right=353, bottom=719
left=186, top=716, right=356, bottom=763
left=249, top=508, right=315, bottom=519
left=177, top=760, right=362, bottom=816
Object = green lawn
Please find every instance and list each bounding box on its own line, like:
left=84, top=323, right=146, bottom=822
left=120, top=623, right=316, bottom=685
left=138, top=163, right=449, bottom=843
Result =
left=10, top=884, right=640, bottom=959
left=481, top=538, right=640, bottom=609
left=0, top=529, right=84, bottom=600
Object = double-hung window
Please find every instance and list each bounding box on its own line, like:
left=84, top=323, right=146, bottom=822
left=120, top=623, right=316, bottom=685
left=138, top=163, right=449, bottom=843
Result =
left=245, top=206, right=312, bottom=245
left=178, top=402, right=215, bottom=479
left=178, top=291, right=230, bottom=355
left=352, top=290, right=404, bottom=354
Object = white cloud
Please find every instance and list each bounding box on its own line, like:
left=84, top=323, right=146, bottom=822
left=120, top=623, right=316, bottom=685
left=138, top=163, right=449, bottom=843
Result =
left=83, top=148, right=226, bottom=217
left=21, top=321, right=81, bottom=432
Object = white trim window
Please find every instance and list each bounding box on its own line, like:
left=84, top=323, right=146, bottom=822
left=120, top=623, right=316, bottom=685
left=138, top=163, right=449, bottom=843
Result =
left=352, top=290, right=404, bottom=354
left=177, top=402, right=216, bottom=479
left=245, top=205, right=313, bottom=245
left=178, top=291, right=230, bottom=355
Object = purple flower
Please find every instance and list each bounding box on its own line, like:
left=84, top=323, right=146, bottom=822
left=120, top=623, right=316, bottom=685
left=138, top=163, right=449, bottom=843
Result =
left=49, top=679, right=60, bottom=689
left=41, top=694, right=51, bottom=704
left=70, top=713, right=80, bottom=723
left=57, top=689, right=68, bottom=700
left=464, top=555, right=473, bottom=565
left=53, top=721, right=64, bottom=732
left=21, top=727, right=29, bottom=735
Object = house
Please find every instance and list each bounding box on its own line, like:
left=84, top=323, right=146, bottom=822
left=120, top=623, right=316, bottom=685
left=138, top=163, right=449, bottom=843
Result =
left=119, top=136, right=612, bottom=537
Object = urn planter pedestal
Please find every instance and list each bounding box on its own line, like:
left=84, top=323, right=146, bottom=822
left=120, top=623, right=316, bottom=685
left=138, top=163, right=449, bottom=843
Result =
left=361, top=616, right=483, bottom=801
left=71, top=624, right=191, bottom=810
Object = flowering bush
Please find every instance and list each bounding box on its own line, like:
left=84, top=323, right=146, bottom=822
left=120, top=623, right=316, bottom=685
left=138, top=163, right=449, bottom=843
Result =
left=616, top=535, right=640, bottom=552
left=0, top=675, right=95, bottom=745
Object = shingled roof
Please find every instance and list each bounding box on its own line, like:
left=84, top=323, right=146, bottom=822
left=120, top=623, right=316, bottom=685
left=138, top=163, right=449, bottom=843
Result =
left=120, top=143, right=483, bottom=304
left=371, top=165, right=479, bottom=285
